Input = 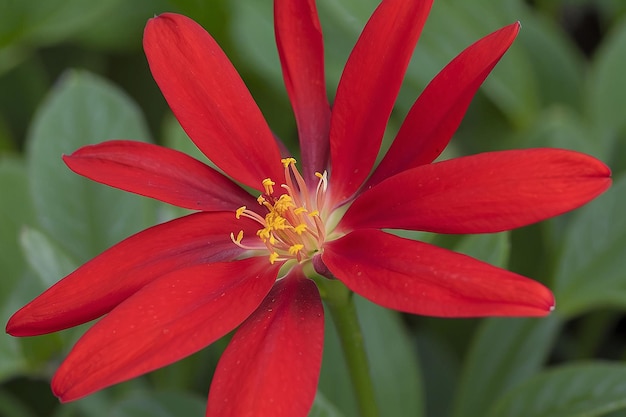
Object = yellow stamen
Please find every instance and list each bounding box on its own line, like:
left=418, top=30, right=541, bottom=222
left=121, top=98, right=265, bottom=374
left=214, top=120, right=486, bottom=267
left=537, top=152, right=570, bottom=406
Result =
left=288, top=244, right=304, bottom=255
left=232, top=159, right=330, bottom=265
left=281, top=157, right=297, bottom=167
left=274, top=194, right=294, bottom=213
left=293, top=224, right=307, bottom=234
left=262, top=178, right=275, bottom=195
left=269, top=252, right=280, bottom=264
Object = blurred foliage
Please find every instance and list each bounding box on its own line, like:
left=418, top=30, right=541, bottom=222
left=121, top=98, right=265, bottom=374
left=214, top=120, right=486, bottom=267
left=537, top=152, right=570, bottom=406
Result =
left=1, top=0, right=625, bottom=416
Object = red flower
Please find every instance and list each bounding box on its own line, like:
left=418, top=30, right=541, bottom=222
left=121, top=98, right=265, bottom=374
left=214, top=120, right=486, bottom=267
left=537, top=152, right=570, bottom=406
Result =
left=7, top=0, right=610, bottom=416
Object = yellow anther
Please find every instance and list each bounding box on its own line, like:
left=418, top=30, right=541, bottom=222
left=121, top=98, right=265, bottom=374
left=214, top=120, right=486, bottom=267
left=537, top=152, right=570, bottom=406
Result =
left=288, top=244, right=304, bottom=255
left=269, top=252, right=280, bottom=264
left=309, top=210, right=319, bottom=217
left=235, top=206, right=246, bottom=219
left=257, top=195, right=266, bottom=204
left=262, top=178, right=275, bottom=195
left=274, top=195, right=294, bottom=213
left=257, top=227, right=271, bottom=241
left=272, top=217, right=288, bottom=230
left=265, top=212, right=287, bottom=230
left=293, top=224, right=307, bottom=234
left=294, top=207, right=307, bottom=215
left=234, top=230, right=244, bottom=244
left=315, top=170, right=328, bottom=192
left=281, top=157, right=297, bottom=167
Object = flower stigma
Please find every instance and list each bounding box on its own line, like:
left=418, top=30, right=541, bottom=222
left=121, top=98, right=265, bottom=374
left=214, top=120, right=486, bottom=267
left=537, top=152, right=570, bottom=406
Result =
left=231, top=158, right=330, bottom=265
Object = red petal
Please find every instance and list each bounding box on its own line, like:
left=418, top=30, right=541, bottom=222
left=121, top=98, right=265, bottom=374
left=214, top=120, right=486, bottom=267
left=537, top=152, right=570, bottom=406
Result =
left=6, top=212, right=256, bottom=336
left=52, top=257, right=280, bottom=402
left=329, top=0, right=433, bottom=204
left=275, top=0, right=330, bottom=184
left=367, top=23, right=520, bottom=188
left=144, top=13, right=283, bottom=190
left=340, top=149, right=611, bottom=234
left=323, top=229, right=554, bottom=317
left=207, top=271, right=323, bottom=417
left=64, top=140, right=258, bottom=211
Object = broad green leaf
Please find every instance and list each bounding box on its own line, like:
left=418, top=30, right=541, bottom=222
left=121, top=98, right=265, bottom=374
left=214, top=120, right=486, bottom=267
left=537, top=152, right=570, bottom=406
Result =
left=228, top=0, right=279, bottom=89
left=51, top=390, right=111, bottom=417
left=0, top=0, right=123, bottom=47
left=319, top=295, right=423, bottom=417
left=1, top=267, right=64, bottom=381
left=227, top=0, right=297, bottom=143
left=0, top=160, right=73, bottom=380
left=166, top=0, right=230, bottom=46
left=161, top=113, right=208, bottom=165
left=53, top=389, right=206, bottom=417
left=0, top=330, right=24, bottom=383
left=308, top=391, right=346, bottom=417
left=411, top=0, right=539, bottom=127
left=0, top=157, right=36, bottom=381
left=20, top=227, right=78, bottom=288
left=0, top=157, right=34, bottom=290
left=454, top=232, right=510, bottom=268
left=513, top=4, right=586, bottom=109
left=553, top=174, right=626, bottom=317
left=586, top=17, right=626, bottom=157
left=72, top=0, right=170, bottom=52
left=27, top=70, right=157, bottom=263
left=486, top=362, right=626, bottom=417
left=359, top=297, right=423, bottom=417
left=414, top=329, right=461, bottom=417
left=515, top=107, right=602, bottom=157
left=109, top=391, right=206, bottom=417
left=452, top=315, right=561, bottom=417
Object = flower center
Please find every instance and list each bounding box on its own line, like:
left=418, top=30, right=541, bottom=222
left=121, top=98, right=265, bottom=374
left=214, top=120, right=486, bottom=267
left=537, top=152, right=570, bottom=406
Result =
left=232, top=158, right=329, bottom=264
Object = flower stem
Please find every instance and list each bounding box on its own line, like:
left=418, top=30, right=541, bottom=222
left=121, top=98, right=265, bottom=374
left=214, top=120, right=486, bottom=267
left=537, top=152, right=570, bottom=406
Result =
left=315, top=276, right=380, bottom=417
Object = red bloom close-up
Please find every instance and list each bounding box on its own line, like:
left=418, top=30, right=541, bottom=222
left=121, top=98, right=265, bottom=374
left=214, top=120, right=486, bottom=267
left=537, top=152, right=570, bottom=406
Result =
left=6, top=0, right=611, bottom=416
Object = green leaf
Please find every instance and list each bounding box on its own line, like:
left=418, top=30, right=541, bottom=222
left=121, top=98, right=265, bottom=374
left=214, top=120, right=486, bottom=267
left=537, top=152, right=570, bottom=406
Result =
left=414, top=329, right=461, bottom=417
left=109, top=391, right=206, bottom=417
left=453, top=232, right=510, bottom=268
left=319, top=296, right=424, bottom=417
left=71, top=0, right=170, bottom=52
left=308, top=391, right=346, bottom=417
left=0, top=156, right=35, bottom=290
left=161, top=113, right=208, bottom=165
left=0, top=157, right=36, bottom=381
left=0, top=0, right=123, bottom=47
left=410, top=0, right=539, bottom=127
left=515, top=107, right=602, bottom=158
left=26, top=70, right=157, bottom=263
left=486, top=362, right=626, bottom=417
left=586, top=17, right=626, bottom=156
left=553, top=174, right=626, bottom=317
left=20, top=227, right=78, bottom=288
left=514, top=9, right=586, bottom=110
left=452, top=315, right=561, bottom=417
